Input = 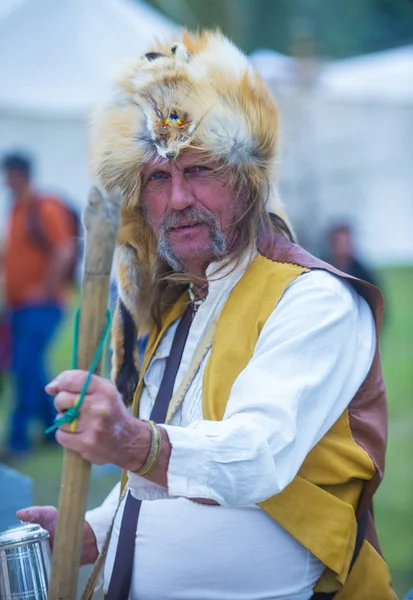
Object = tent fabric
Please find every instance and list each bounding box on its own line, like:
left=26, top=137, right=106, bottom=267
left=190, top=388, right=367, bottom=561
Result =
left=318, top=45, right=413, bottom=103
left=249, top=49, right=295, bottom=86
left=251, top=45, right=413, bottom=266
left=0, top=0, right=175, bottom=117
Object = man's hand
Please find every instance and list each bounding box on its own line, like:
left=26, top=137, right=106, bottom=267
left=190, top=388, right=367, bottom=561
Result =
left=16, top=506, right=98, bottom=565
left=46, top=370, right=151, bottom=472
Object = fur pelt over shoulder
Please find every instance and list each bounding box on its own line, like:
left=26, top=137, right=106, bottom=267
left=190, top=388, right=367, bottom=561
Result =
left=90, top=30, right=288, bottom=403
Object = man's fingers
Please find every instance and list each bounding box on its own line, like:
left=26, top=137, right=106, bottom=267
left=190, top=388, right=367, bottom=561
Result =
left=54, top=391, right=81, bottom=413
left=55, top=430, right=105, bottom=465
left=54, top=413, right=83, bottom=433
left=56, top=428, right=84, bottom=451
left=16, top=506, right=57, bottom=529
left=46, top=370, right=100, bottom=395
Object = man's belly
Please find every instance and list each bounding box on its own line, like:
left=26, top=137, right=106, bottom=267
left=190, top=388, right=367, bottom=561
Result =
left=104, top=497, right=325, bottom=600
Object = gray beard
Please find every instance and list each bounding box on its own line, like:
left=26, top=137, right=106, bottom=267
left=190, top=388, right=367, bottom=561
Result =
left=157, top=207, right=228, bottom=272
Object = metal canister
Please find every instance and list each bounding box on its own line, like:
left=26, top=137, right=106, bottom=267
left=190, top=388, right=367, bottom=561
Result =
left=0, top=523, right=51, bottom=599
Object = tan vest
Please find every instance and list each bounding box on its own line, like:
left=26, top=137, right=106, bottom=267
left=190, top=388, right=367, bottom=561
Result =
left=131, top=234, right=397, bottom=600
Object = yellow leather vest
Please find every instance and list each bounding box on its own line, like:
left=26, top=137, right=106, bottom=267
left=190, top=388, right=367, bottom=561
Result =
left=131, top=250, right=397, bottom=600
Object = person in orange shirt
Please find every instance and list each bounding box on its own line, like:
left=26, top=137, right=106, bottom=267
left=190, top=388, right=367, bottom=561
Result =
left=1, top=153, right=77, bottom=458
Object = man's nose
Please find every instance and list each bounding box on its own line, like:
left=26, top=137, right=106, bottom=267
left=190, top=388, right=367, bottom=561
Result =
left=169, top=171, right=195, bottom=211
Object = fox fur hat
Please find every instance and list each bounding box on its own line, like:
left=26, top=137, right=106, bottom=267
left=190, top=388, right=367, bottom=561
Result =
left=90, top=30, right=289, bottom=403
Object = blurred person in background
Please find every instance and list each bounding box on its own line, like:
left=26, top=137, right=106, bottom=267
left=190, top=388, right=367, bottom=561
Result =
left=327, top=223, right=379, bottom=288
left=0, top=263, right=11, bottom=399
left=0, top=152, right=77, bottom=459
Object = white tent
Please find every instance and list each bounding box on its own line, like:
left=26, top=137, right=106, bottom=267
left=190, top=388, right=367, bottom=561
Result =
left=319, top=45, right=413, bottom=104
left=312, top=47, right=413, bottom=265
left=252, top=46, right=413, bottom=266
left=0, top=0, right=175, bottom=236
left=249, top=49, right=296, bottom=87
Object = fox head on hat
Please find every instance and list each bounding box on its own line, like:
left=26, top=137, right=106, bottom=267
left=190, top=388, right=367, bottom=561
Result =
left=90, top=30, right=294, bottom=404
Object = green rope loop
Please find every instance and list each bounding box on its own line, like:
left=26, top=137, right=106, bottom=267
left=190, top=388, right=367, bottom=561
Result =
left=45, top=308, right=112, bottom=434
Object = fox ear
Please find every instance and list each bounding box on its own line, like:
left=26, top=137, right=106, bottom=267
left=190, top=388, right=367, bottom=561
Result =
left=171, top=43, right=190, bottom=63
left=144, top=51, right=166, bottom=62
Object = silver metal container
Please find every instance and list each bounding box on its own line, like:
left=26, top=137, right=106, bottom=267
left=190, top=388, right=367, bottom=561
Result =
left=0, top=523, right=51, bottom=600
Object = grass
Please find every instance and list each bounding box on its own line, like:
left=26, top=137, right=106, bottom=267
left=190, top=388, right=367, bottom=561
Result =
left=0, top=267, right=412, bottom=598
left=374, top=266, right=413, bottom=597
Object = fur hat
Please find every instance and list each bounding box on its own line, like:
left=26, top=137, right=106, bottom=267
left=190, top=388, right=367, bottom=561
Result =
left=90, top=30, right=288, bottom=402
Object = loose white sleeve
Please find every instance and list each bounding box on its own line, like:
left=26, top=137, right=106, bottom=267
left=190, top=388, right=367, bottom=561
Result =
left=161, top=270, right=376, bottom=506
left=85, top=482, right=121, bottom=552
left=127, top=473, right=175, bottom=501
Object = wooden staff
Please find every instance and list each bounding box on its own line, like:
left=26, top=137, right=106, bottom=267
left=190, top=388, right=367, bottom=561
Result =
left=48, top=186, right=122, bottom=600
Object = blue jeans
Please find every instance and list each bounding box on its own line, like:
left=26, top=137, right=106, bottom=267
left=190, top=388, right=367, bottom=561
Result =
left=9, top=304, right=63, bottom=452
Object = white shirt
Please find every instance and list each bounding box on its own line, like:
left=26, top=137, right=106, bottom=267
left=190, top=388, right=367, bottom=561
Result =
left=86, top=258, right=376, bottom=600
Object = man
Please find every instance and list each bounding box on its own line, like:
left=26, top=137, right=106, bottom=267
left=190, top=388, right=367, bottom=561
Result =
left=18, top=32, right=397, bottom=599
left=327, top=223, right=380, bottom=288
left=1, top=153, right=76, bottom=456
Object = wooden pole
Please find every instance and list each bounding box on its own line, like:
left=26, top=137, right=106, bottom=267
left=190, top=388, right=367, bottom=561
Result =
left=48, top=186, right=122, bottom=600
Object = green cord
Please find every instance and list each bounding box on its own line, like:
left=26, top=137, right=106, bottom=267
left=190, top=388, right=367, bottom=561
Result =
left=45, top=308, right=112, bottom=434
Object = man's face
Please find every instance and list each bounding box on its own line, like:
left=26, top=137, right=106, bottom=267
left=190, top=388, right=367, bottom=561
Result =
left=331, top=229, right=353, bottom=260
left=2, top=168, right=29, bottom=197
left=141, top=149, right=241, bottom=272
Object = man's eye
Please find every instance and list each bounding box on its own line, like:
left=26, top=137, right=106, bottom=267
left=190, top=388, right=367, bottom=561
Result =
left=188, top=165, right=210, bottom=173
left=151, top=172, right=165, bottom=180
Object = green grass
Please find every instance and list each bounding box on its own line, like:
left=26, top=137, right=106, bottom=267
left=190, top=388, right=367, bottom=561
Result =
left=374, top=266, right=413, bottom=596
left=1, top=268, right=412, bottom=597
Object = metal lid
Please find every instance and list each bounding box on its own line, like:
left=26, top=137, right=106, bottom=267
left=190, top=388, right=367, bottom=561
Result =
left=0, top=523, right=49, bottom=549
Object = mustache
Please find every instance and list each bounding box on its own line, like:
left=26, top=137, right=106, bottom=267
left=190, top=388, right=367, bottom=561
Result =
left=159, top=207, right=219, bottom=233
left=156, top=206, right=228, bottom=271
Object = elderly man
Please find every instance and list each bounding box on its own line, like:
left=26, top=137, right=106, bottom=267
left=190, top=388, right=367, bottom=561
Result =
left=18, top=32, right=396, bottom=600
